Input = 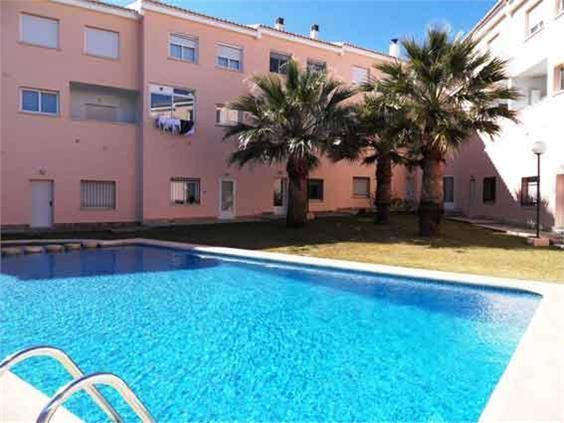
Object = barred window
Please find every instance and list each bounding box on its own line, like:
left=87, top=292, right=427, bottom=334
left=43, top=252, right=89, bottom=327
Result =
left=81, top=181, right=116, bottom=209
left=353, top=177, right=370, bottom=198
left=171, top=178, right=200, bottom=205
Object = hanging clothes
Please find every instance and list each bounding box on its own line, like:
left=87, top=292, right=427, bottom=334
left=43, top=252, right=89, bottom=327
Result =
left=179, top=120, right=195, bottom=136
left=156, top=116, right=181, bottom=134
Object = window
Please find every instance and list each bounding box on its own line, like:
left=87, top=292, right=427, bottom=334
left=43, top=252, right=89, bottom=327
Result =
left=270, top=52, right=291, bottom=74
left=487, top=34, right=502, bottom=57
left=20, top=14, right=59, bottom=49
left=217, top=44, right=242, bottom=71
left=21, top=88, right=59, bottom=115
left=559, top=0, right=564, bottom=12
left=170, top=178, right=200, bottom=205
left=521, top=176, right=538, bottom=206
left=482, top=177, right=497, bottom=203
left=169, top=34, right=197, bottom=63
left=150, top=85, right=195, bottom=121
left=84, top=27, right=119, bottom=59
left=307, top=59, right=326, bottom=73
left=353, top=177, right=370, bottom=198
left=80, top=181, right=116, bottom=209
left=527, top=2, right=544, bottom=36
left=308, top=179, right=324, bottom=201
left=558, top=66, right=564, bottom=91
left=443, top=177, right=454, bottom=203
left=352, top=66, right=369, bottom=85
left=216, top=105, right=240, bottom=126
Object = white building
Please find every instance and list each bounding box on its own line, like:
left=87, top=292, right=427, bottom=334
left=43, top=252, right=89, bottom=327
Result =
left=445, top=0, right=564, bottom=231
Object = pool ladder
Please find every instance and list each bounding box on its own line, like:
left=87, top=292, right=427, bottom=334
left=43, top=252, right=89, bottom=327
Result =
left=0, top=345, right=155, bottom=423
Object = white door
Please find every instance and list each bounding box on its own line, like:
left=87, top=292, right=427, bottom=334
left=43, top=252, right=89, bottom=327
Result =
left=219, top=178, right=235, bottom=219
left=31, top=180, right=53, bottom=228
left=273, top=177, right=288, bottom=216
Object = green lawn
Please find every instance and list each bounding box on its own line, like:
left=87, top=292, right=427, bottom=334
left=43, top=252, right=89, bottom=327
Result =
left=5, top=214, right=563, bottom=283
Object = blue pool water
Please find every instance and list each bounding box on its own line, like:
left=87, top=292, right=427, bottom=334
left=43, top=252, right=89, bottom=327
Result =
left=1, top=246, right=539, bottom=422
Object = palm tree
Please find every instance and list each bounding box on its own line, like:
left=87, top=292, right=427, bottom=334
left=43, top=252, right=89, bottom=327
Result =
left=376, top=28, right=519, bottom=236
left=330, top=95, right=412, bottom=224
left=224, top=60, right=356, bottom=227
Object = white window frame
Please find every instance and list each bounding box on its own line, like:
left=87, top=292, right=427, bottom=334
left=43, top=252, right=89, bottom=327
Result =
left=80, top=180, right=116, bottom=210
left=170, top=177, right=201, bottom=205
left=149, top=84, right=196, bottom=122
left=20, top=13, right=59, bottom=49
left=169, top=33, right=198, bottom=63
left=217, top=43, right=243, bottom=72
left=352, top=66, right=370, bottom=86
left=216, top=104, right=241, bottom=126
left=20, top=88, right=59, bottom=116
left=84, top=26, right=120, bottom=60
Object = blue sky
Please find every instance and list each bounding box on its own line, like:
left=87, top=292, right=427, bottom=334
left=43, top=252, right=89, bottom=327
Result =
left=109, top=0, right=496, bottom=54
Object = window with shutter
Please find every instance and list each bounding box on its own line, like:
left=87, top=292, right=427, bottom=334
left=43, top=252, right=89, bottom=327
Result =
left=85, top=27, right=119, bottom=59
left=353, top=177, right=370, bottom=198
left=217, top=44, right=243, bottom=71
left=352, top=66, right=369, bottom=85
left=170, top=34, right=198, bottom=63
left=21, top=14, right=59, bottom=48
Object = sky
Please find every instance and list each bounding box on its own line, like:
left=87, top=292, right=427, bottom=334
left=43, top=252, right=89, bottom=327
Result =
left=108, top=0, right=496, bottom=54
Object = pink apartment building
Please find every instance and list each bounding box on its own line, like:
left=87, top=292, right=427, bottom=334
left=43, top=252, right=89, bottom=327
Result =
left=0, top=0, right=410, bottom=229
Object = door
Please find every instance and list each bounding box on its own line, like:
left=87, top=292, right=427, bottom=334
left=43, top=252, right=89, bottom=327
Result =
left=556, top=175, right=564, bottom=229
left=219, top=178, right=236, bottom=219
left=273, top=177, right=288, bottom=216
left=31, top=180, right=53, bottom=228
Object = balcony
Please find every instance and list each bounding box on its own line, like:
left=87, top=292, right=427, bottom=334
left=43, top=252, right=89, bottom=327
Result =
left=510, top=60, right=547, bottom=111
left=70, top=82, right=139, bottom=125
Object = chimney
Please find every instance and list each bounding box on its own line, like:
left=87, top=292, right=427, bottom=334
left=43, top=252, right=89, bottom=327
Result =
left=389, top=38, right=400, bottom=58
left=275, top=17, right=285, bottom=31
left=310, top=24, right=319, bottom=40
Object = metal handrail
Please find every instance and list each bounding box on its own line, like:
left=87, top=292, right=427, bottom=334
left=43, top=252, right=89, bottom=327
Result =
left=0, top=346, right=122, bottom=422
left=37, top=372, right=156, bottom=423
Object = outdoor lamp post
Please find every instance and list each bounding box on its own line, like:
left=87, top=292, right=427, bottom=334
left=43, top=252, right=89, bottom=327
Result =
left=531, top=141, right=547, bottom=238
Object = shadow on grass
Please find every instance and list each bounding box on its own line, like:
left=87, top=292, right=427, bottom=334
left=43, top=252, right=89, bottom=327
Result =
left=2, top=214, right=534, bottom=252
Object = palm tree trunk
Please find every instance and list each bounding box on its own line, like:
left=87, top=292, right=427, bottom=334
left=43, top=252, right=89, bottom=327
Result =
left=286, top=157, right=309, bottom=227
left=375, top=155, right=392, bottom=224
left=418, top=152, right=446, bottom=237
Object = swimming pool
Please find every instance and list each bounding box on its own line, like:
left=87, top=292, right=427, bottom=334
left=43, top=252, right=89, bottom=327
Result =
left=0, top=245, right=540, bottom=422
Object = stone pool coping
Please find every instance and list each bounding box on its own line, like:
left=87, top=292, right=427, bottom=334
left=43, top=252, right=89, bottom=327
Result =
left=2, top=237, right=563, bottom=422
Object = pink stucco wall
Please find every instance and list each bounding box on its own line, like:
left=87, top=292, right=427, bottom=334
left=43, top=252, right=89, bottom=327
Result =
left=1, top=0, right=408, bottom=227
left=1, top=0, right=140, bottom=226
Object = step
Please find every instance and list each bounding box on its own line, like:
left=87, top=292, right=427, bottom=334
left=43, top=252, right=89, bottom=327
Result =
left=0, top=371, right=82, bottom=423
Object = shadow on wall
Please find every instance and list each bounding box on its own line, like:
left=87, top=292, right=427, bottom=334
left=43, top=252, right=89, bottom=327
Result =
left=446, top=134, right=554, bottom=230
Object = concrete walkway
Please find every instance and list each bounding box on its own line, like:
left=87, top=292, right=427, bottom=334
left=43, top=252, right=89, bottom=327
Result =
left=447, top=216, right=564, bottom=248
